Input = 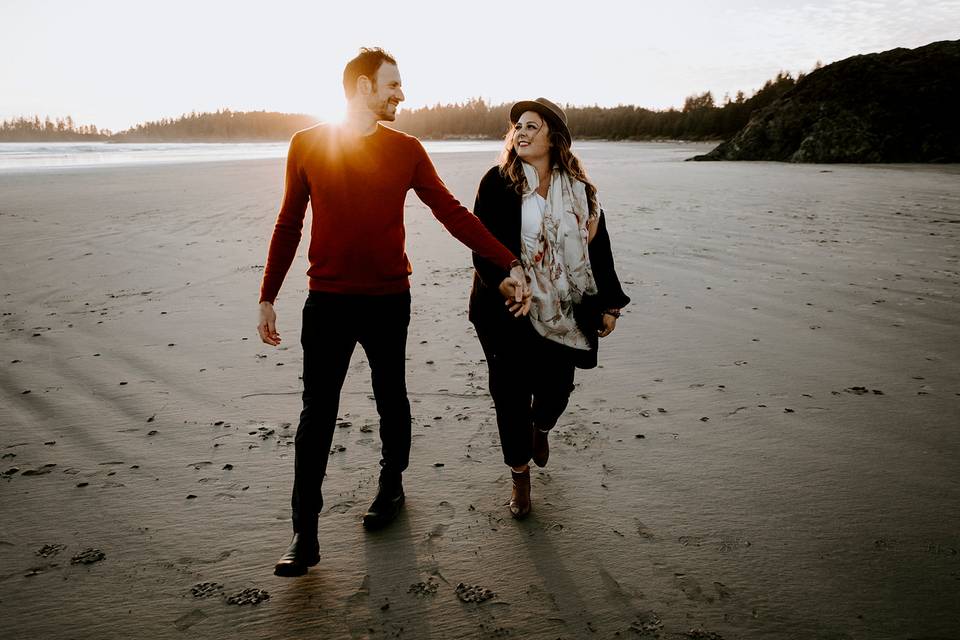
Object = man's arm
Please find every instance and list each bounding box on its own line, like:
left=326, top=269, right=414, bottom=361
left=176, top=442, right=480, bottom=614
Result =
left=411, top=146, right=529, bottom=313
left=410, top=145, right=516, bottom=270
left=257, top=134, right=310, bottom=345
left=471, top=168, right=512, bottom=289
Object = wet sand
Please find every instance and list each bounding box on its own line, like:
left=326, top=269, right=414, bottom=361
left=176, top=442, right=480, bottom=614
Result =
left=1, top=143, right=959, bottom=639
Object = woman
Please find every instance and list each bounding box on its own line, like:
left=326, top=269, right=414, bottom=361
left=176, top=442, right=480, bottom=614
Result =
left=469, top=97, right=630, bottom=518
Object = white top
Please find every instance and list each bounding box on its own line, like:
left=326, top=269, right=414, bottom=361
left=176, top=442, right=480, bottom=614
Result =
left=521, top=192, right=546, bottom=260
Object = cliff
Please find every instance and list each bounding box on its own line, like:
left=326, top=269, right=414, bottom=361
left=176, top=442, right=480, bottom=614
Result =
left=692, top=39, right=960, bottom=163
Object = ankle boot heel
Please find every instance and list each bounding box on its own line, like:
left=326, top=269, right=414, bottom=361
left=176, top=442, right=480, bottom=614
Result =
left=509, top=469, right=531, bottom=519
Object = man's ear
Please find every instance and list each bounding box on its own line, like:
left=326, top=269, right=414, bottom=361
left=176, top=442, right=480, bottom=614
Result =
left=356, top=75, right=373, bottom=96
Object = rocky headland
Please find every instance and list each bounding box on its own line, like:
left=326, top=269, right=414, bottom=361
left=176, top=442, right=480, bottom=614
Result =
left=692, top=39, right=960, bottom=163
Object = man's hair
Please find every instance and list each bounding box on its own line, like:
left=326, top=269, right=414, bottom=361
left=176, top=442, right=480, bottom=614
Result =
left=343, top=47, right=397, bottom=99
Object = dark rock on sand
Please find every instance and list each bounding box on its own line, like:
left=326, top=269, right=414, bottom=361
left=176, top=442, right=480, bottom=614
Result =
left=189, top=581, right=225, bottom=598
left=844, top=386, right=885, bottom=395
left=692, top=39, right=960, bottom=163
left=455, top=582, right=495, bottom=603
left=36, top=543, right=66, bottom=557
left=70, top=548, right=105, bottom=564
left=21, top=464, right=56, bottom=476
left=409, top=579, right=439, bottom=597
left=225, top=588, right=269, bottom=605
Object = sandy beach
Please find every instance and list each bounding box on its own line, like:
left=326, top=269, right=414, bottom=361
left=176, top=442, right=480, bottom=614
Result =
left=2, top=142, right=959, bottom=639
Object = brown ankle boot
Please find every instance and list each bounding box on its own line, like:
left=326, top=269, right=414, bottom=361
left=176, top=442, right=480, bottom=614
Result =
left=509, top=468, right=531, bottom=519
left=532, top=428, right=550, bottom=467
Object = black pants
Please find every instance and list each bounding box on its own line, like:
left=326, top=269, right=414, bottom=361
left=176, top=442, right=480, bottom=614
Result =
left=474, top=319, right=576, bottom=468
left=291, top=290, right=411, bottom=534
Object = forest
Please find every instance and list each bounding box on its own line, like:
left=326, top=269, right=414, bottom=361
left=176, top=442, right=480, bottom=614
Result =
left=394, top=70, right=803, bottom=141
left=0, top=69, right=806, bottom=142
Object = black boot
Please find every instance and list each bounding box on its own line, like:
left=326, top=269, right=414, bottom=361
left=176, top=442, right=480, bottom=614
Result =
left=273, top=532, right=320, bottom=577
left=362, top=475, right=405, bottom=530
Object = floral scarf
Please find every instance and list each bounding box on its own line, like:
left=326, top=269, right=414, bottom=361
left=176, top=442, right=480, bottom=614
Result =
left=520, top=161, right=598, bottom=350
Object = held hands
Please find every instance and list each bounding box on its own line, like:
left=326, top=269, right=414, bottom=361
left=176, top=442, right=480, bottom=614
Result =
left=499, top=264, right=532, bottom=317
left=258, top=301, right=281, bottom=346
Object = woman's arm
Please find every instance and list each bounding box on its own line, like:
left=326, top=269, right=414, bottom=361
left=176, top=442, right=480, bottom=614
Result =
left=472, top=169, right=512, bottom=289
left=588, top=210, right=631, bottom=311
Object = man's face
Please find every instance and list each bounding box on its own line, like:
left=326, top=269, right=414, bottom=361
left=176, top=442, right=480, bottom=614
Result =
left=366, top=63, right=404, bottom=121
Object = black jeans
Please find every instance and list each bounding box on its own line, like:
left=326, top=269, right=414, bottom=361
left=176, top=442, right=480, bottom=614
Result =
left=291, top=290, right=411, bottom=534
left=474, top=318, right=576, bottom=468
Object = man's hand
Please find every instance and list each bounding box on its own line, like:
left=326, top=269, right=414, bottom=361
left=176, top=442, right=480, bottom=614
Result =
left=598, top=312, right=617, bottom=338
left=258, top=301, right=281, bottom=346
left=499, top=266, right=532, bottom=317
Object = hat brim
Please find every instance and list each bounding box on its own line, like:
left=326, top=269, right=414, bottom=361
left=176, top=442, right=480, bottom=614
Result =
left=509, top=101, right=571, bottom=146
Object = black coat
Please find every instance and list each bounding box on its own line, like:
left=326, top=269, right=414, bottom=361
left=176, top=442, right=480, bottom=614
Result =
left=468, top=166, right=631, bottom=369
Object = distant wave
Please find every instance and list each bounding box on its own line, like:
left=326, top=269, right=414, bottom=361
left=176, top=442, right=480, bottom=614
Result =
left=0, top=140, right=701, bottom=172
left=0, top=140, right=514, bottom=172
left=0, top=142, right=289, bottom=171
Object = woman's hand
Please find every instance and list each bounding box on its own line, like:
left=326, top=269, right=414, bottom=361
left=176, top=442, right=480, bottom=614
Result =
left=499, top=271, right=531, bottom=317
left=598, top=311, right=618, bottom=338
left=587, top=214, right=600, bottom=243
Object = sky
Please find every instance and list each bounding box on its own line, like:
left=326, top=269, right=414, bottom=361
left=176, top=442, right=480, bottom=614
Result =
left=1, top=0, right=958, bottom=131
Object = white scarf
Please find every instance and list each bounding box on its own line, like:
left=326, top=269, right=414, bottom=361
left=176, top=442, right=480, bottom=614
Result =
left=520, top=161, right=598, bottom=350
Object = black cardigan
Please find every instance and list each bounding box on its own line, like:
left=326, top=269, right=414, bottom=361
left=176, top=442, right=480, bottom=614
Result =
left=468, top=165, right=631, bottom=369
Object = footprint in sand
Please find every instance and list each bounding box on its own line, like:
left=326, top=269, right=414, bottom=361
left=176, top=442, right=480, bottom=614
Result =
left=674, top=573, right=713, bottom=603
left=625, top=611, right=663, bottom=636
left=635, top=520, right=655, bottom=540
left=328, top=501, right=354, bottom=514
left=346, top=575, right=371, bottom=606
left=435, top=500, right=456, bottom=521
left=173, top=609, right=207, bottom=631
left=427, top=523, right=449, bottom=540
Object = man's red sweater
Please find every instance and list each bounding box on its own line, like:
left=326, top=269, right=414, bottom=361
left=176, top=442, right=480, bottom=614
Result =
left=259, top=123, right=516, bottom=303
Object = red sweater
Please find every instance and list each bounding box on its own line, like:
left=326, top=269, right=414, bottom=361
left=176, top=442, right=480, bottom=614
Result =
left=259, top=123, right=516, bottom=303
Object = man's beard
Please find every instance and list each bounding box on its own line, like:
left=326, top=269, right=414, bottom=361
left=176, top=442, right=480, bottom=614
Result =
left=369, top=96, right=396, bottom=121
left=377, top=101, right=396, bottom=121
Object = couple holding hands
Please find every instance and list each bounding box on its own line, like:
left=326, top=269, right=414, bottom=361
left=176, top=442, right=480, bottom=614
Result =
left=256, top=47, right=629, bottom=577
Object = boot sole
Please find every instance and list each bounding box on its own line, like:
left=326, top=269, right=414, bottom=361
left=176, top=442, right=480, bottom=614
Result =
left=273, top=553, right=320, bottom=577
left=362, top=495, right=405, bottom=530
left=509, top=505, right=531, bottom=519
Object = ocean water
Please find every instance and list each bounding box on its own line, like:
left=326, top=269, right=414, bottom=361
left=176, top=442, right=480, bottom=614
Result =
left=0, top=140, right=709, bottom=171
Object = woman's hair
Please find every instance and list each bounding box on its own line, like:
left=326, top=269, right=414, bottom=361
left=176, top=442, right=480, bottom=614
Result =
left=497, top=117, right=600, bottom=216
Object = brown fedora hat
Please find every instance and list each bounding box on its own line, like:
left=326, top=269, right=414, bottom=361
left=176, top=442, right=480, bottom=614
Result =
left=509, top=97, right=571, bottom=146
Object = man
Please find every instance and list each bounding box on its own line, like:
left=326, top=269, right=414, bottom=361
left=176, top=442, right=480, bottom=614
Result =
left=257, top=47, right=529, bottom=577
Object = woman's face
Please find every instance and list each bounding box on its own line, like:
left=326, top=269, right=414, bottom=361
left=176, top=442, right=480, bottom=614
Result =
left=513, top=111, right=550, bottom=162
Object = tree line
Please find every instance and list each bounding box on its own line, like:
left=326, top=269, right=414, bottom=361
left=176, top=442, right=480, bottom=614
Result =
left=110, top=109, right=319, bottom=142
left=1, top=68, right=812, bottom=142
left=0, top=115, right=109, bottom=141
left=0, top=109, right=317, bottom=142
left=394, top=70, right=806, bottom=141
